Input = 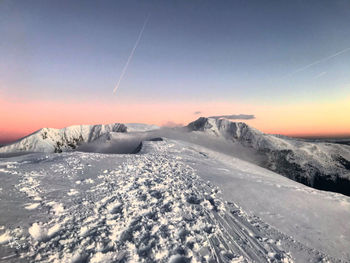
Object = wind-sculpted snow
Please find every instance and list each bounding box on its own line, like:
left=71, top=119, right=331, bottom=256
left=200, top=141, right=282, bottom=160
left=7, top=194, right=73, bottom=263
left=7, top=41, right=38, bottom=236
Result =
left=2, top=140, right=341, bottom=262
left=187, top=117, right=350, bottom=196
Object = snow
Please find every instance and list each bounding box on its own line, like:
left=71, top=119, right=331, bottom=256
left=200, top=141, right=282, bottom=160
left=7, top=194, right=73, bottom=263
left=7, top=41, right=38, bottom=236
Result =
left=181, top=141, right=350, bottom=261
left=28, top=222, right=48, bottom=242
left=24, top=203, right=40, bottom=210
left=187, top=117, right=350, bottom=195
left=125, top=123, right=159, bottom=132
left=46, top=201, right=64, bottom=215
left=67, top=189, right=79, bottom=196
left=0, top=231, right=11, bottom=245
left=0, top=123, right=127, bottom=153
left=0, top=120, right=349, bottom=262
left=0, top=140, right=297, bottom=262
left=3, top=118, right=350, bottom=195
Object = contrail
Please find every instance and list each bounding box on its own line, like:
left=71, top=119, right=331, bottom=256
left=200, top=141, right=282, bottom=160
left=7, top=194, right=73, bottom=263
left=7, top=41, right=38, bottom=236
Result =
left=113, top=15, right=150, bottom=94
left=287, top=46, right=350, bottom=77
left=314, top=71, right=327, bottom=79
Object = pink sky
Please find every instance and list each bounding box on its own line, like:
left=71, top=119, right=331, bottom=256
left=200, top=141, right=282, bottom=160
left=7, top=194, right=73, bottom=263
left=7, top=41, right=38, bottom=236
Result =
left=1, top=94, right=350, bottom=143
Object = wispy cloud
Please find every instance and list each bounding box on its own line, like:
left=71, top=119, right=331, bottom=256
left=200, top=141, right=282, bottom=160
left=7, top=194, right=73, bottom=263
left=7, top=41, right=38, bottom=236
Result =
left=287, top=47, right=350, bottom=77
left=194, top=111, right=202, bottom=115
left=209, top=114, right=255, bottom=120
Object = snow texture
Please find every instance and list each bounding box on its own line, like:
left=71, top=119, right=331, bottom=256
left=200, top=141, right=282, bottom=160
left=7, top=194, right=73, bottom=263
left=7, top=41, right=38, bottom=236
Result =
left=0, top=118, right=349, bottom=262
left=0, top=138, right=348, bottom=262
left=187, top=117, right=350, bottom=196
left=0, top=123, right=128, bottom=153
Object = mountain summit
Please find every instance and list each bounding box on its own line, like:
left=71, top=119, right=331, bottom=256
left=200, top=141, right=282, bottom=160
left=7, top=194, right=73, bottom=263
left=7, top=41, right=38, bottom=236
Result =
left=187, top=117, right=350, bottom=196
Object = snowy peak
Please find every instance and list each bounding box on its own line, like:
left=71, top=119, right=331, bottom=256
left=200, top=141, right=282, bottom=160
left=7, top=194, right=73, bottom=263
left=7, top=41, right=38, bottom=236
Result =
left=187, top=117, right=258, bottom=137
left=187, top=117, right=263, bottom=144
left=187, top=117, right=350, bottom=196
left=0, top=123, right=127, bottom=153
left=187, top=117, right=298, bottom=150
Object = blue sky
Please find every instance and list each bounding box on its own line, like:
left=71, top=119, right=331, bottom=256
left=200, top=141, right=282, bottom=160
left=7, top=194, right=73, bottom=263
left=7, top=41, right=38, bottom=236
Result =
left=1, top=0, right=350, bottom=139
left=1, top=0, right=350, bottom=103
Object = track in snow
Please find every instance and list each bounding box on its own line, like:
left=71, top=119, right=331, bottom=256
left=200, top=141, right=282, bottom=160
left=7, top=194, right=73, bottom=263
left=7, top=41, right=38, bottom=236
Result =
left=0, top=140, right=337, bottom=262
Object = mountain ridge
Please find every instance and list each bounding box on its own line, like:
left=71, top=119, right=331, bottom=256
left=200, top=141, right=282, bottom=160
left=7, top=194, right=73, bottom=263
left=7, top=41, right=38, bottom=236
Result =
left=187, top=117, right=350, bottom=196
left=0, top=123, right=127, bottom=153
left=1, top=117, right=350, bottom=196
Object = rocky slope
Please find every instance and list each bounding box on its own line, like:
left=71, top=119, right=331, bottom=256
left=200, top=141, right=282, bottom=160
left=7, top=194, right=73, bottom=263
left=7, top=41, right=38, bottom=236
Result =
left=2, top=117, right=350, bottom=196
left=187, top=117, right=350, bottom=196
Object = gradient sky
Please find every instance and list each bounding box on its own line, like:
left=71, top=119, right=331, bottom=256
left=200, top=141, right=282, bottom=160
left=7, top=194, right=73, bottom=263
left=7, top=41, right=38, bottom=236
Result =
left=1, top=0, right=350, bottom=142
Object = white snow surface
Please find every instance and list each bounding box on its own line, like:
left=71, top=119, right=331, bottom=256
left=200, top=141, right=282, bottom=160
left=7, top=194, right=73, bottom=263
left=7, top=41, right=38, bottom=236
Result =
left=187, top=117, right=350, bottom=183
left=188, top=118, right=350, bottom=161
left=0, top=123, right=159, bottom=154
left=0, top=137, right=349, bottom=262
left=0, top=123, right=127, bottom=153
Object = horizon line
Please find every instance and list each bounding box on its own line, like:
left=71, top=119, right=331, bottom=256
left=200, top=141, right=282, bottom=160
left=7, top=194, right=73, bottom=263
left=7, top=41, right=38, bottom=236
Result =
left=1, top=131, right=350, bottom=146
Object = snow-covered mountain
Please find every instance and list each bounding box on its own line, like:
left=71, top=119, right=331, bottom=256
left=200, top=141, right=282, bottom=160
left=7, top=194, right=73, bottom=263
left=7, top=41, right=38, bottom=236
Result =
left=0, top=124, right=128, bottom=153
left=0, top=123, right=160, bottom=154
left=2, top=118, right=350, bottom=196
left=187, top=117, right=350, bottom=196
left=1, top=119, right=350, bottom=262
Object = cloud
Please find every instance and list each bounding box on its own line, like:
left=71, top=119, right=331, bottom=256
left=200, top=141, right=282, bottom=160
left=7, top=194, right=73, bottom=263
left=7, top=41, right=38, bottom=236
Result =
left=194, top=111, right=202, bottom=115
left=209, top=114, right=255, bottom=120
left=161, top=121, right=184, bottom=128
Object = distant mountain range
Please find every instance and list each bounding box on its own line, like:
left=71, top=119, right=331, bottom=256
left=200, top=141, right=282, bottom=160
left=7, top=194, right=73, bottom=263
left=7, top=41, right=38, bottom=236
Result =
left=1, top=117, right=350, bottom=196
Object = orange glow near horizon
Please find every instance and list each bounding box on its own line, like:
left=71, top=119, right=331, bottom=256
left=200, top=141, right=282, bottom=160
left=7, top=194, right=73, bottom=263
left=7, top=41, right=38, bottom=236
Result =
left=1, top=95, right=350, bottom=142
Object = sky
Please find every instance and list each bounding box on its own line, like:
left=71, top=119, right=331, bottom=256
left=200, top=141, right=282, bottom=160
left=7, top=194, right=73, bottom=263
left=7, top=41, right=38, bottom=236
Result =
left=1, top=0, right=350, bottom=142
